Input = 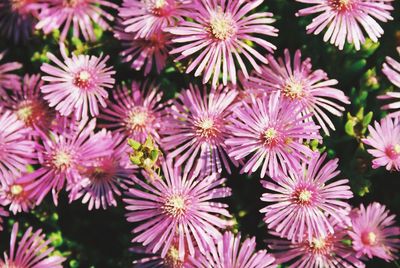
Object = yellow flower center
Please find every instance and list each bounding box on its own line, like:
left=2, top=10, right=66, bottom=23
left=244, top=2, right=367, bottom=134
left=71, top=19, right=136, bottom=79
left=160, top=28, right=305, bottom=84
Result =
left=283, top=79, right=304, bottom=100
left=196, top=117, right=219, bottom=139
left=210, top=9, right=236, bottom=40
left=53, top=150, right=72, bottom=169
left=10, top=184, right=23, bottom=196
left=164, top=195, right=187, bottom=217
left=298, top=190, right=312, bottom=202
left=129, top=111, right=148, bottom=128
left=263, top=127, right=279, bottom=145
left=164, top=246, right=184, bottom=267
left=63, top=0, right=80, bottom=7
left=16, top=105, right=33, bottom=123
left=394, top=144, right=400, bottom=154
left=362, top=231, right=377, bottom=246
left=74, top=70, right=92, bottom=89
left=311, top=237, right=326, bottom=250
left=330, top=0, right=353, bottom=11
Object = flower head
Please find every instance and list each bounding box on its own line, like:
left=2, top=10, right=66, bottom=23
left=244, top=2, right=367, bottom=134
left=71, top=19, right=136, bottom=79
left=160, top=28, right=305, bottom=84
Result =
left=0, top=222, right=65, bottom=267
left=260, top=152, right=353, bottom=242
left=0, top=51, right=22, bottom=94
left=295, top=0, right=394, bottom=50
left=167, top=0, right=278, bottom=86
left=40, top=48, right=115, bottom=119
left=247, top=49, right=349, bottom=135
left=162, top=84, right=238, bottom=178
left=123, top=160, right=231, bottom=260
left=226, top=92, right=321, bottom=178
left=362, top=116, right=400, bottom=171
left=380, top=47, right=400, bottom=117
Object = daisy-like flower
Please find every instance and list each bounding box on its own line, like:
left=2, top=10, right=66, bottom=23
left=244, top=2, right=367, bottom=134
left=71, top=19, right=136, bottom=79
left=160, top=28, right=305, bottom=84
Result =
left=349, top=202, right=400, bottom=261
left=362, top=116, right=400, bottom=171
left=167, top=0, right=278, bottom=86
left=0, top=222, right=65, bottom=267
left=260, top=152, right=353, bottom=242
left=188, top=231, right=276, bottom=268
left=40, top=47, right=115, bottom=119
left=295, top=0, right=394, bottom=50
left=162, top=84, right=238, bottom=178
left=380, top=47, right=400, bottom=117
left=226, top=92, right=321, bottom=178
left=123, top=160, right=232, bottom=260
left=118, top=0, right=189, bottom=39
left=0, top=51, right=22, bottom=94
left=0, top=109, right=36, bottom=186
left=114, top=26, right=172, bottom=75
left=36, top=0, right=118, bottom=42
left=1, top=74, right=54, bottom=130
left=247, top=49, right=349, bottom=135
left=99, top=81, right=164, bottom=145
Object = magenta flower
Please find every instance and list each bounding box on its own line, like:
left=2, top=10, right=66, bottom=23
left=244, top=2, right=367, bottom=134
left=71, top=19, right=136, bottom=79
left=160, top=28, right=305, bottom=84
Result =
left=295, top=0, right=394, bottom=50
left=36, top=0, right=118, bottom=42
left=226, top=92, right=321, bottom=178
left=123, top=160, right=232, bottom=260
left=0, top=222, right=65, bottom=267
left=118, top=0, right=189, bottom=39
left=0, top=51, right=22, bottom=94
left=99, top=81, right=164, bottom=145
left=349, top=202, right=400, bottom=261
left=362, top=117, right=400, bottom=171
left=380, top=47, right=400, bottom=117
left=0, top=109, right=37, bottom=186
left=188, top=231, right=276, bottom=268
left=167, top=0, right=278, bottom=86
left=260, top=152, right=353, bottom=242
left=247, top=49, right=349, bottom=135
left=0, top=205, right=9, bottom=232
left=162, top=84, right=239, bottom=178
left=41, top=48, right=115, bottom=119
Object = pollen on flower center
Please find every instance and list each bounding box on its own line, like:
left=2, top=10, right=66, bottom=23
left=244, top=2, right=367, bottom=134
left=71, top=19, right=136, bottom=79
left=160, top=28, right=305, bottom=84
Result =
left=74, top=70, right=92, bottom=89
left=284, top=79, right=305, bottom=100
left=209, top=10, right=236, bottom=40
left=63, top=0, right=80, bottom=7
left=263, top=127, right=279, bottom=146
left=10, top=184, right=23, bottom=196
left=163, top=195, right=187, bottom=217
left=145, top=0, right=168, bottom=15
left=16, top=104, right=33, bottom=123
left=361, top=231, right=377, bottom=246
left=329, top=0, right=353, bottom=11
left=53, top=150, right=72, bottom=169
left=195, top=117, right=219, bottom=139
left=299, top=190, right=312, bottom=202
left=385, top=144, right=400, bottom=160
left=164, top=246, right=184, bottom=268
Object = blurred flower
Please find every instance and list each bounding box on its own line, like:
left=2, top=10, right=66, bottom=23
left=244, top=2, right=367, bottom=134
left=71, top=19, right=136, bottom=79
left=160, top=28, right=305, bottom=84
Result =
left=188, top=231, right=276, bottom=268
left=123, top=160, right=231, bottom=260
left=349, top=202, right=400, bottom=262
left=380, top=47, right=400, bottom=117
left=226, top=92, right=321, bottom=178
left=167, top=0, right=278, bottom=86
left=162, top=84, right=238, bottom=178
left=296, top=0, right=394, bottom=50
left=0, top=109, right=36, bottom=186
left=362, top=116, right=400, bottom=171
left=0, top=51, right=22, bottom=95
left=260, top=153, right=353, bottom=242
left=247, top=49, right=349, bottom=135
left=0, top=222, right=65, bottom=267
left=41, top=47, right=115, bottom=120
left=0, top=205, right=8, bottom=232
left=36, top=0, right=118, bottom=42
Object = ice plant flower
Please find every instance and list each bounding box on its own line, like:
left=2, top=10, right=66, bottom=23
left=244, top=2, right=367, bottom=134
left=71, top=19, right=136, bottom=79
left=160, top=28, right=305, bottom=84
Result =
left=118, top=0, right=189, bottom=39
left=167, top=0, right=278, bottom=86
left=247, top=49, right=349, bottom=135
left=41, top=48, right=115, bottom=119
left=260, top=153, right=353, bottom=242
left=36, top=0, right=118, bottom=42
left=188, top=231, right=276, bottom=268
left=362, top=117, right=400, bottom=171
left=1, top=74, right=54, bottom=130
left=99, top=81, right=164, bottom=145
left=0, top=51, right=22, bottom=94
left=123, top=160, right=232, bottom=260
left=349, top=202, right=400, bottom=261
left=380, top=47, right=400, bottom=117
left=162, top=84, right=239, bottom=178
left=226, top=92, right=321, bottom=178
left=295, top=0, right=394, bottom=50
left=0, top=110, right=36, bottom=186
left=0, top=222, right=65, bottom=267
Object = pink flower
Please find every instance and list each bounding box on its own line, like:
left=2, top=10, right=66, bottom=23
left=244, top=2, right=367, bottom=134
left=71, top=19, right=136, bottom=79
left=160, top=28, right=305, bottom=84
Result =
left=362, top=116, right=400, bottom=171
left=40, top=48, right=115, bottom=119
left=167, top=0, right=278, bottom=86
left=247, top=49, right=349, bottom=135
left=118, top=0, right=189, bottom=39
left=296, top=0, right=394, bottom=50
left=0, top=51, right=22, bottom=94
left=123, top=160, right=231, bottom=260
left=99, top=81, right=164, bottom=145
left=0, top=222, right=65, bottom=267
left=162, top=84, right=238, bottom=178
left=349, top=202, right=400, bottom=261
left=0, top=205, right=9, bottom=232
left=0, top=109, right=37, bottom=186
left=36, top=0, right=118, bottom=42
left=380, top=47, right=400, bottom=117
left=188, top=231, right=276, bottom=268
left=260, top=152, right=353, bottom=242
left=226, top=92, right=321, bottom=178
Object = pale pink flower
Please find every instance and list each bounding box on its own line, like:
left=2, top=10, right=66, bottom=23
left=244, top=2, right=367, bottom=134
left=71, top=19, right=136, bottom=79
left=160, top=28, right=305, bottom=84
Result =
left=0, top=51, right=22, bottom=94
left=380, top=47, right=400, bottom=117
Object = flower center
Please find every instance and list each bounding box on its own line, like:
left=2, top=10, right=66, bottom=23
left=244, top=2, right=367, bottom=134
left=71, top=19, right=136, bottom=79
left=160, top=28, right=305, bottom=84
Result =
left=129, top=110, right=148, bottom=129
left=299, top=190, right=312, bottom=202
left=53, top=150, right=73, bottom=170
left=164, top=246, right=184, bottom=268
left=195, top=117, right=219, bottom=139
left=63, top=0, right=81, bottom=7
left=361, top=231, right=377, bottom=246
left=11, top=0, right=28, bottom=11
left=329, top=0, right=353, bottom=11
left=10, top=184, right=23, bottom=196
left=283, top=79, right=305, bottom=100
left=210, top=9, right=236, bottom=40
left=263, top=127, right=279, bottom=146
left=164, top=195, right=187, bottom=218
left=145, top=0, right=169, bottom=16
left=74, top=70, right=92, bottom=89
left=16, top=105, right=33, bottom=123
left=385, top=144, right=400, bottom=160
